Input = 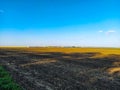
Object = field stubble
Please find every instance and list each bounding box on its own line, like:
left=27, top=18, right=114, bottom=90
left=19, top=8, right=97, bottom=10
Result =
left=0, top=47, right=120, bottom=90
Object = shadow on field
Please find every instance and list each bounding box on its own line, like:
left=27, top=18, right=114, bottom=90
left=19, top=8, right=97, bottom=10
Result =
left=0, top=49, right=120, bottom=90
left=19, top=52, right=120, bottom=70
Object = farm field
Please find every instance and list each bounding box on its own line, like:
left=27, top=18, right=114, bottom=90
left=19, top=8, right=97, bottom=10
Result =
left=0, top=47, right=120, bottom=90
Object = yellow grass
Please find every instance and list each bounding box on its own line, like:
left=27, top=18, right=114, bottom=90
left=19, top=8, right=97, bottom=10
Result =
left=1, top=47, right=119, bottom=53
left=1, top=47, right=120, bottom=59
left=0, top=46, right=120, bottom=56
left=107, top=67, right=120, bottom=74
left=1, top=47, right=119, bottom=56
left=21, top=59, right=56, bottom=67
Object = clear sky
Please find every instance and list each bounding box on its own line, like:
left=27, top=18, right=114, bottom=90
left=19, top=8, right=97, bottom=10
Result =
left=0, top=0, right=120, bottom=47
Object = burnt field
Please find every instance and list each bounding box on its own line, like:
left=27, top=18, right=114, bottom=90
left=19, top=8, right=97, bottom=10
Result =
left=0, top=48, right=120, bottom=90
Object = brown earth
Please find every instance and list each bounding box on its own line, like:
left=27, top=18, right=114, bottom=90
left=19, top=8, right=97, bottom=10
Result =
left=0, top=48, right=120, bottom=90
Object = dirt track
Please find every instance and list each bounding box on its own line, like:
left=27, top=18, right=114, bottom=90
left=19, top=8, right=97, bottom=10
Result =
left=0, top=48, right=120, bottom=90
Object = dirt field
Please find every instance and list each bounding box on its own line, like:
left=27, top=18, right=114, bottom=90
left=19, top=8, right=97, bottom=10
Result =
left=0, top=47, right=120, bottom=90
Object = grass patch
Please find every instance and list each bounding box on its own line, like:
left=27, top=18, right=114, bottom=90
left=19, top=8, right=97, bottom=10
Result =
left=0, top=65, right=22, bottom=90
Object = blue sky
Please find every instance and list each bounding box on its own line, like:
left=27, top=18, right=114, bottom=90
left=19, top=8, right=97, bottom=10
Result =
left=0, top=0, right=120, bottom=47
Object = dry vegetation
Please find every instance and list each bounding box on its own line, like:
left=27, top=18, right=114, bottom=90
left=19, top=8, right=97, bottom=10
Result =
left=0, top=47, right=120, bottom=90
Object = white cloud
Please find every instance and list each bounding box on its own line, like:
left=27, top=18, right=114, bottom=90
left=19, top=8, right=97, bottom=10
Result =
left=106, top=30, right=116, bottom=35
left=98, top=30, right=117, bottom=35
left=98, top=30, right=103, bottom=33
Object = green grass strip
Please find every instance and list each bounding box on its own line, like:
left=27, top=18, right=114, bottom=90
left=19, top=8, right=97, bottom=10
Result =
left=0, top=65, right=22, bottom=90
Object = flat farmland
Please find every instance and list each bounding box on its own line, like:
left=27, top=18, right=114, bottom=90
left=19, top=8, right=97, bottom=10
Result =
left=0, top=47, right=120, bottom=90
